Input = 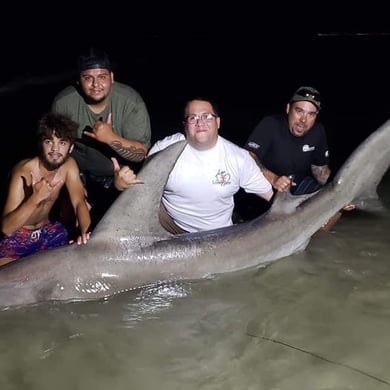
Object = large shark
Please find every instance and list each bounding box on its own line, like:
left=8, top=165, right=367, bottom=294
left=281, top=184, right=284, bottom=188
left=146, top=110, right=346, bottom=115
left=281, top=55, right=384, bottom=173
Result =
left=0, top=118, right=390, bottom=310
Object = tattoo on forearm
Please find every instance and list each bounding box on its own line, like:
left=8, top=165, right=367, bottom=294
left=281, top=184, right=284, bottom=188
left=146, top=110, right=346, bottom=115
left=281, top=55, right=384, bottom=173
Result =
left=110, top=141, right=146, bottom=162
left=312, top=165, right=331, bottom=185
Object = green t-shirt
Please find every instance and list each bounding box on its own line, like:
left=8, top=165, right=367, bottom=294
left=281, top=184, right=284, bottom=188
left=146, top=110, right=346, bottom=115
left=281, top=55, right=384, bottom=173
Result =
left=51, top=82, right=151, bottom=177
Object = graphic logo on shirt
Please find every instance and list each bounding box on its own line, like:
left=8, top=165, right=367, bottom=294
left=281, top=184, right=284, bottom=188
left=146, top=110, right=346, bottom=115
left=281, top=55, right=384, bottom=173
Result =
left=247, top=141, right=260, bottom=150
left=213, top=169, right=231, bottom=186
left=302, top=144, right=315, bottom=152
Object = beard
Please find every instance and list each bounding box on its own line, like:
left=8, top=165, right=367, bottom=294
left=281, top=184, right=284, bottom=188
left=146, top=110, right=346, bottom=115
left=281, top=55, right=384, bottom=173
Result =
left=40, top=153, right=69, bottom=171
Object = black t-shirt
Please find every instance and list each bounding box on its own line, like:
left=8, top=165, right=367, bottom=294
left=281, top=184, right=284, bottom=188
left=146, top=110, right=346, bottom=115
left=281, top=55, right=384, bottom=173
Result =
left=244, top=114, right=329, bottom=184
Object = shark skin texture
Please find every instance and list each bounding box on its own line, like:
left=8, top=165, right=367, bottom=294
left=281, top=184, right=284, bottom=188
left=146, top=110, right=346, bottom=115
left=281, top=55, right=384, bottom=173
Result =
left=0, top=117, right=390, bottom=310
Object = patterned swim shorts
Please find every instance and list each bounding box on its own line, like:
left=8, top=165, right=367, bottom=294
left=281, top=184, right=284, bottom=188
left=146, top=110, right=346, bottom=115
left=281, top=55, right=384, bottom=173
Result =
left=0, top=221, right=68, bottom=260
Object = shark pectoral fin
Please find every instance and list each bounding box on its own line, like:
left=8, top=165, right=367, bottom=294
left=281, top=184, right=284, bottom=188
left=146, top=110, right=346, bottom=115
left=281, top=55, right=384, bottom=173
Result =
left=353, top=194, right=386, bottom=212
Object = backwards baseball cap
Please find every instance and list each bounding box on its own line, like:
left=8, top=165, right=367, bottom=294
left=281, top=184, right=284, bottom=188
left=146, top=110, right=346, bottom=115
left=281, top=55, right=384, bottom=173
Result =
left=77, top=47, right=112, bottom=72
left=290, top=86, right=321, bottom=110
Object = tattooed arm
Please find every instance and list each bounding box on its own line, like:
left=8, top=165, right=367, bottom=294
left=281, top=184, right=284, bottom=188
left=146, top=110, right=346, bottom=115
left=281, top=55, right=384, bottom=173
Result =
left=83, top=113, right=148, bottom=163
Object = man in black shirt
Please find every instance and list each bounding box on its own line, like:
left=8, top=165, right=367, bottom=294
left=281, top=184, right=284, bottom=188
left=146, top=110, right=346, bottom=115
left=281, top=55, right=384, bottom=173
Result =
left=244, top=86, right=354, bottom=229
left=245, top=86, right=329, bottom=195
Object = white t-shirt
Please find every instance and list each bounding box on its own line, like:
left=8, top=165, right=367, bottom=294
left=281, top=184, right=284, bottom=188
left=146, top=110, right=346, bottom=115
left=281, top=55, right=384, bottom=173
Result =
left=148, top=133, right=272, bottom=232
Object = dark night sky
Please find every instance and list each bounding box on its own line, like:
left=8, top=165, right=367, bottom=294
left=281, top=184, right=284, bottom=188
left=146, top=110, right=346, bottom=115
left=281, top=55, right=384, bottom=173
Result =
left=1, top=6, right=390, bottom=207
left=3, top=29, right=389, bottom=151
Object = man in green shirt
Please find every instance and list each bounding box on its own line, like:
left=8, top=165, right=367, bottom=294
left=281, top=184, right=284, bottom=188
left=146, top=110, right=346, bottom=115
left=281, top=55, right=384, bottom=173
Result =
left=52, top=47, right=151, bottom=228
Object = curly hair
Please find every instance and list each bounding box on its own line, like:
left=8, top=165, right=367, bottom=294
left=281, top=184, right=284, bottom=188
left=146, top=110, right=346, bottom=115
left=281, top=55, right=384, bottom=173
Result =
left=37, top=112, right=79, bottom=144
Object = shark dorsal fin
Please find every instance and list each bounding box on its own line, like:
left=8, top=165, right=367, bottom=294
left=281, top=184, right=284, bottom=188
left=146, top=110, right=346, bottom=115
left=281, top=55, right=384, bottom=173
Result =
left=92, top=140, right=187, bottom=241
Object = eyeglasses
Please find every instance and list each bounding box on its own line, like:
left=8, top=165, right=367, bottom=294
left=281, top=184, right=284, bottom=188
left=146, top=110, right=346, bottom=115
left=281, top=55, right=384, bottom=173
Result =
left=295, top=88, right=321, bottom=102
left=184, top=112, right=217, bottom=124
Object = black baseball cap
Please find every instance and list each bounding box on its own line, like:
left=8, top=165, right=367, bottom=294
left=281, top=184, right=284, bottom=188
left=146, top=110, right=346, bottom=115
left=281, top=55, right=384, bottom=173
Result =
left=290, top=86, right=321, bottom=110
left=77, top=47, right=112, bottom=72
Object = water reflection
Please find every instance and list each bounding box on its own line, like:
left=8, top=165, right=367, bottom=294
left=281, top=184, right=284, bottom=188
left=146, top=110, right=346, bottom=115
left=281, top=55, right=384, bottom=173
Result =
left=121, top=282, right=192, bottom=327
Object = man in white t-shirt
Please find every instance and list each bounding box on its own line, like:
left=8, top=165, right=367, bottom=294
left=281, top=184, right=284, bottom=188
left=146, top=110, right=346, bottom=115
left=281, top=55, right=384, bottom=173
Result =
left=115, top=98, right=274, bottom=233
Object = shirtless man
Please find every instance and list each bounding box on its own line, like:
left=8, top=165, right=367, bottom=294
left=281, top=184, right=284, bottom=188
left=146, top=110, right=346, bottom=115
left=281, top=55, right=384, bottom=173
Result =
left=0, top=112, right=91, bottom=266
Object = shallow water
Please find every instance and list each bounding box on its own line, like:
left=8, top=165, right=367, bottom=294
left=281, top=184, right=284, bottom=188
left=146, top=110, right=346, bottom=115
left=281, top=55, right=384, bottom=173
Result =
left=0, top=177, right=390, bottom=390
